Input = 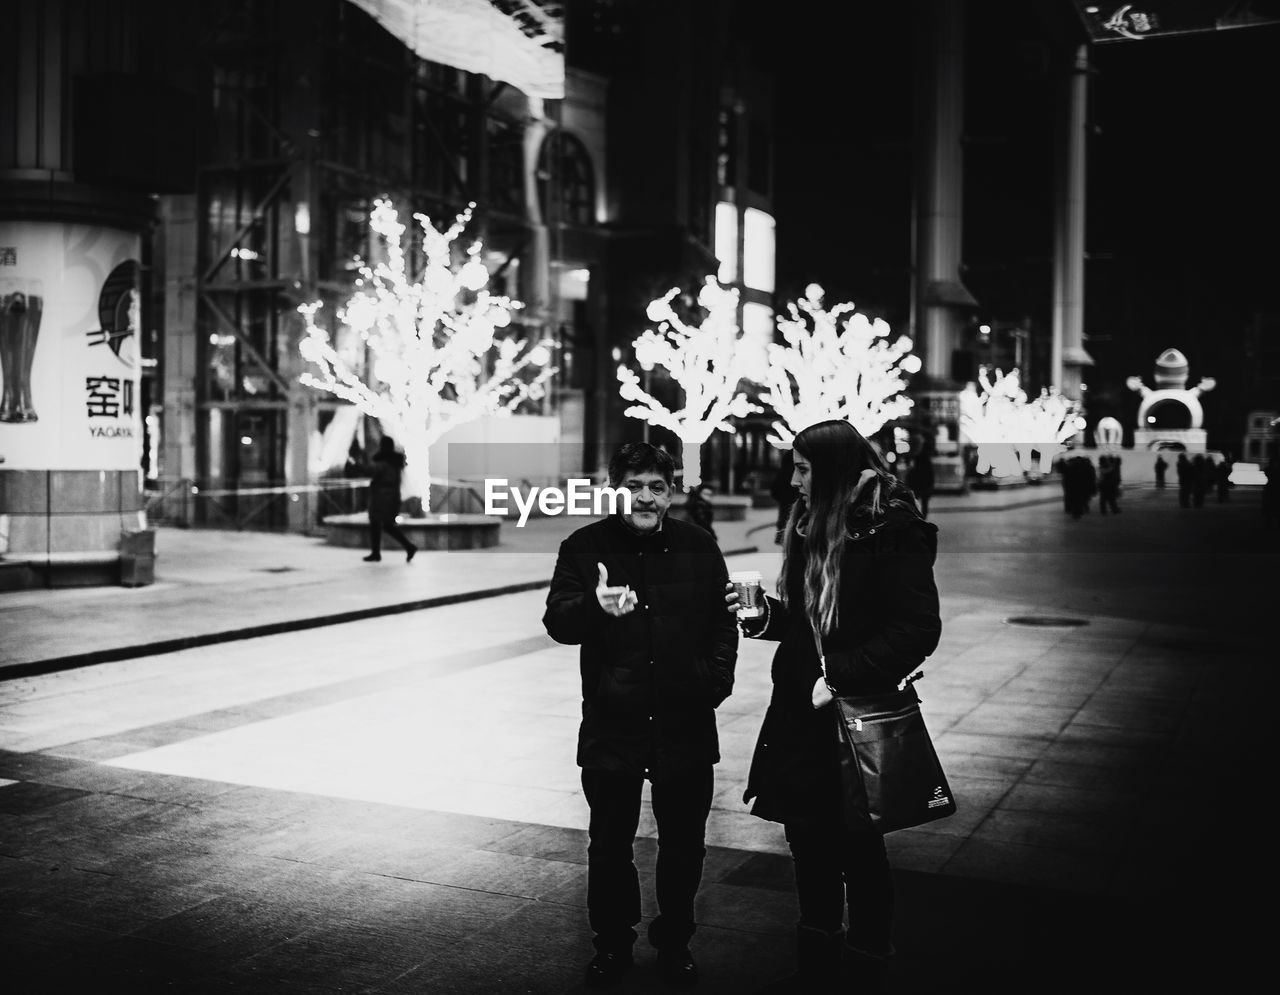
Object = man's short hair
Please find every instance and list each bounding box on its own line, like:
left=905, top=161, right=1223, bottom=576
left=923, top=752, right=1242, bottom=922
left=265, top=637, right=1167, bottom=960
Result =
left=608, top=442, right=676, bottom=487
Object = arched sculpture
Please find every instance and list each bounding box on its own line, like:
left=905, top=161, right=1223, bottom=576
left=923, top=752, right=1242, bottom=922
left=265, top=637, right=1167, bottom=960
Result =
left=1126, top=348, right=1215, bottom=451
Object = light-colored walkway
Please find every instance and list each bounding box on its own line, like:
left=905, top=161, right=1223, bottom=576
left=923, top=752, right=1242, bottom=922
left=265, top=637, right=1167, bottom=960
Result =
left=1, top=486, right=1274, bottom=992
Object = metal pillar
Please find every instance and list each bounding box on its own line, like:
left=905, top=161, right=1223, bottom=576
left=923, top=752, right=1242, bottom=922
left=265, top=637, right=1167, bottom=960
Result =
left=913, top=0, right=974, bottom=384
left=1052, top=44, right=1093, bottom=401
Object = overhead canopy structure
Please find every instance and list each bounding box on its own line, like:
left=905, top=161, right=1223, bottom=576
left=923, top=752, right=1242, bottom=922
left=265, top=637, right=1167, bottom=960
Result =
left=345, top=0, right=565, bottom=98
left=1071, top=0, right=1280, bottom=42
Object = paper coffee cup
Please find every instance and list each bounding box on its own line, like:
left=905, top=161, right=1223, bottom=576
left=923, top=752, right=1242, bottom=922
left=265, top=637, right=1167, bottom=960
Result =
left=729, top=570, right=765, bottom=618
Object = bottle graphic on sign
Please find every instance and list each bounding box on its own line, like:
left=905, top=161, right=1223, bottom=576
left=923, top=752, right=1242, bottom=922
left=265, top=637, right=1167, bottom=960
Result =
left=0, top=277, right=43, bottom=423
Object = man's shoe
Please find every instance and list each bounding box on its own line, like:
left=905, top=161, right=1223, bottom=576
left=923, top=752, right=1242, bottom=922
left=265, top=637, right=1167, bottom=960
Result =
left=585, top=950, right=633, bottom=989
left=362, top=554, right=381, bottom=562
left=406, top=544, right=417, bottom=563
left=658, top=947, right=698, bottom=988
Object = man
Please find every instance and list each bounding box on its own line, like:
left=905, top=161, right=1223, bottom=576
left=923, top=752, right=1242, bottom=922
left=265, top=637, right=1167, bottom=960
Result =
left=543, top=443, right=738, bottom=989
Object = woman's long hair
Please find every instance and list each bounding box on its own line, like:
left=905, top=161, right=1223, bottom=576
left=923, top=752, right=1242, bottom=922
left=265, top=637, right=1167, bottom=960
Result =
left=780, top=419, right=899, bottom=636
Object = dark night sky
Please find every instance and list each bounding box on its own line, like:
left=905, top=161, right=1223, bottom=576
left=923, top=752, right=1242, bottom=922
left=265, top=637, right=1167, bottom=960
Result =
left=765, top=0, right=1280, bottom=446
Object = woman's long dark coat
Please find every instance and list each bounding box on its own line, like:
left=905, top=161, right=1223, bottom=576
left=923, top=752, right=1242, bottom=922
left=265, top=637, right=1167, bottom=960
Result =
left=367, top=453, right=405, bottom=519
left=743, top=500, right=942, bottom=826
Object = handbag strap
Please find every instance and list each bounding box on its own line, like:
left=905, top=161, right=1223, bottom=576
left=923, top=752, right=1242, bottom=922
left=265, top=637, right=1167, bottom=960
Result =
left=813, top=619, right=927, bottom=694
left=812, top=623, right=836, bottom=694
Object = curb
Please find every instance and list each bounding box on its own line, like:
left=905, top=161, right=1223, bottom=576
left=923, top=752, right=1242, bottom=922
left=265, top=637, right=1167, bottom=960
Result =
left=3, top=543, right=762, bottom=682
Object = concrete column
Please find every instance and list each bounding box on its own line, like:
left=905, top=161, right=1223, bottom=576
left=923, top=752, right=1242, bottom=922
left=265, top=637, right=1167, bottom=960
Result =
left=159, top=195, right=199, bottom=522
left=1052, top=44, right=1092, bottom=401
left=914, top=0, right=971, bottom=383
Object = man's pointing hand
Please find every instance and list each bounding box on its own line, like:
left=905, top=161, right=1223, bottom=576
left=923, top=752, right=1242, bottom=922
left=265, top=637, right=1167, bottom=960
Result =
left=596, top=562, right=638, bottom=616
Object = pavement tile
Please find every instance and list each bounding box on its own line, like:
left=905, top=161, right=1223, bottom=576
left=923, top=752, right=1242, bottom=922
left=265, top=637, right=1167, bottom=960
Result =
left=946, top=701, right=1079, bottom=738
left=0, top=779, right=91, bottom=814
left=932, top=730, right=1053, bottom=762
left=970, top=807, right=1135, bottom=857
left=882, top=828, right=967, bottom=872
left=997, top=780, right=1147, bottom=819
left=940, top=836, right=1113, bottom=894
left=695, top=880, right=798, bottom=934
left=0, top=749, right=88, bottom=779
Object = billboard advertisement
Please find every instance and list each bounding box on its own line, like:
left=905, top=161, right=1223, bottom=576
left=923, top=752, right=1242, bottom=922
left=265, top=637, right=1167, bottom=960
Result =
left=0, top=222, right=143, bottom=471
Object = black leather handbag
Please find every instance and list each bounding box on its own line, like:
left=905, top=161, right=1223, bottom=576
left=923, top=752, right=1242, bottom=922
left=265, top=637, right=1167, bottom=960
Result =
left=813, top=631, right=957, bottom=833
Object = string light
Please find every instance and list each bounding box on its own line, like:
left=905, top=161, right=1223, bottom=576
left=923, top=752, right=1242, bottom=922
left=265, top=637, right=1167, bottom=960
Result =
left=959, top=368, right=1081, bottom=477
left=298, top=199, right=556, bottom=512
left=617, top=276, right=760, bottom=488
left=760, top=283, right=919, bottom=447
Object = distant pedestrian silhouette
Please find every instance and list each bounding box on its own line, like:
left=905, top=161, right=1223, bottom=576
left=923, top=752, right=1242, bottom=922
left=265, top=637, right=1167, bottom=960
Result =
left=365, top=436, right=417, bottom=563
left=1176, top=454, right=1192, bottom=508
left=1098, top=455, right=1122, bottom=515
left=1215, top=456, right=1233, bottom=502
left=906, top=444, right=936, bottom=519
left=1062, top=455, right=1096, bottom=519
left=1264, top=455, right=1280, bottom=529
left=1154, top=454, right=1168, bottom=489
left=769, top=450, right=796, bottom=544
left=1191, top=454, right=1209, bottom=508
left=684, top=484, right=717, bottom=541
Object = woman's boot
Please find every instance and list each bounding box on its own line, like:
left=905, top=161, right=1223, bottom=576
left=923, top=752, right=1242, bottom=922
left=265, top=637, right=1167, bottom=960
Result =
left=758, top=924, right=845, bottom=993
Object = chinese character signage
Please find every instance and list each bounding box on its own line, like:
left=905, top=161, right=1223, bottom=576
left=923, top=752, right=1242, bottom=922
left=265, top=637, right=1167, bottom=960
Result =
left=1072, top=2, right=1280, bottom=43
left=0, top=222, right=142, bottom=470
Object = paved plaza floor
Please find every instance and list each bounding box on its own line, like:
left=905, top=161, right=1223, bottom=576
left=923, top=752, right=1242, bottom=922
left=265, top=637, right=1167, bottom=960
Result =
left=1, top=485, right=1276, bottom=992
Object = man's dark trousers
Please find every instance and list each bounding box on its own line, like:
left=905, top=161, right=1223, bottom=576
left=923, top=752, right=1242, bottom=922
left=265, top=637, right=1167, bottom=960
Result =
left=581, top=766, right=714, bottom=953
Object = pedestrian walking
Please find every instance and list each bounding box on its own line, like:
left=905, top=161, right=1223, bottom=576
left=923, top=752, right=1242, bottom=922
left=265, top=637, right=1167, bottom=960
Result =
left=1064, top=456, right=1095, bottom=519
left=1191, top=454, right=1209, bottom=508
left=1154, top=454, right=1168, bottom=489
left=1215, top=455, right=1233, bottom=502
left=542, top=442, right=738, bottom=989
left=905, top=444, right=935, bottom=519
left=727, top=419, right=941, bottom=993
left=1098, top=455, right=1122, bottom=515
left=364, top=436, right=417, bottom=563
left=1264, top=454, right=1280, bottom=529
left=1176, top=453, right=1193, bottom=508
left=684, top=484, right=717, bottom=541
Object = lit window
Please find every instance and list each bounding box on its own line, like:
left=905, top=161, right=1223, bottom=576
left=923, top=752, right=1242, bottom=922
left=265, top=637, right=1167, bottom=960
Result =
left=743, top=208, right=775, bottom=293
left=715, top=202, right=738, bottom=284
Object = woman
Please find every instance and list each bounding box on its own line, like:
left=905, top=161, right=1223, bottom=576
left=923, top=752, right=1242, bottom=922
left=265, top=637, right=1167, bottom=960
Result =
left=726, top=420, right=941, bottom=992
left=365, top=436, right=418, bottom=563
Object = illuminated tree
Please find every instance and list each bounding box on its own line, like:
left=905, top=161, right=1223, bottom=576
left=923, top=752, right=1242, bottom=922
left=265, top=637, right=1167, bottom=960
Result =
left=616, top=277, right=759, bottom=488
left=959, top=367, right=1080, bottom=477
left=298, top=199, right=556, bottom=512
left=760, top=284, right=921, bottom=447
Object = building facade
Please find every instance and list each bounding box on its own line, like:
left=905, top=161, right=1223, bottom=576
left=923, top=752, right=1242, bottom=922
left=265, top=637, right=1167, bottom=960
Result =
left=1, top=0, right=776, bottom=566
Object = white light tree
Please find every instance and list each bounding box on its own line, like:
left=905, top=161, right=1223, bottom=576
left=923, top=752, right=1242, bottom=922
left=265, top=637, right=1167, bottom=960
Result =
left=298, top=198, right=556, bottom=512
left=959, top=367, right=1081, bottom=477
left=616, top=277, right=760, bottom=488
left=760, top=283, right=921, bottom=447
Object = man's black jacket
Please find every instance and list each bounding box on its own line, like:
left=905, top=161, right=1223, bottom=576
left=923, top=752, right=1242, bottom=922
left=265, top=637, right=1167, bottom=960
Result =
left=542, top=514, right=738, bottom=780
